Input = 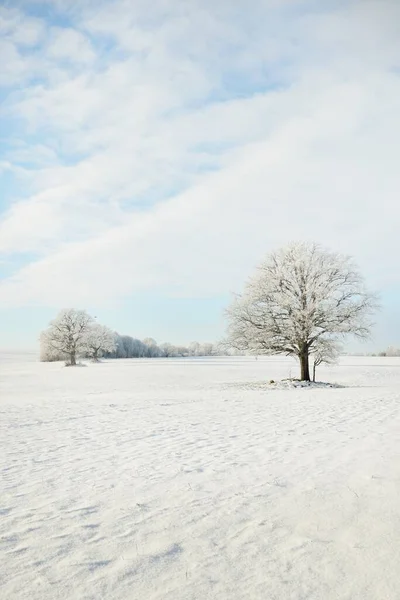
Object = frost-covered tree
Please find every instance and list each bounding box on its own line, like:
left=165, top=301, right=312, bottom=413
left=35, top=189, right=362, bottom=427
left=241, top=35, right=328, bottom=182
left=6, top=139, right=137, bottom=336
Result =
left=226, top=242, right=377, bottom=381
left=121, top=335, right=134, bottom=358
left=382, top=346, right=400, bottom=357
left=112, top=334, right=126, bottom=358
left=142, top=338, right=161, bottom=357
left=200, top=342, right=215, bottom=356
left=132, top=338, right=146, bottom=358
left=175, top=345, right=190, bottom=357
left=39, top=332, right=64, bottom=362
left=160, top=343, right=177, bottom=357
left=84, top=324, right=117, bottom=361
left=189, top=341, right=201, bottom=356
left=187, top=341, right=215, bottom=356
left=311, top=338, right=340, bottom=382
left=41, top=309, right=93, bottom=366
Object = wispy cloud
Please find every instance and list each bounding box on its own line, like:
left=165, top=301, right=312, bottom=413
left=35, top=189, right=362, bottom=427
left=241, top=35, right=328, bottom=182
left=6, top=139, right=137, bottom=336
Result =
left=0, top=0, right=400, bottom=310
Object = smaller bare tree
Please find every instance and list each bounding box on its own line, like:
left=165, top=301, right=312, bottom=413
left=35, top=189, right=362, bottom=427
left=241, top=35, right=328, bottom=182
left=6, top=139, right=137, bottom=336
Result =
left=311, top=338, right=340, bottom=382
left=42, top=309, right=93, bottom=366
left=84, top=324, right=117, bottom=361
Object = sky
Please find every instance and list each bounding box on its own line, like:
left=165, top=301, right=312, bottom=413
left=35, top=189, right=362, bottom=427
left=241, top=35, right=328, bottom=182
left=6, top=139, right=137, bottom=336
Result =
left=1, top=0, right=400, bottom=351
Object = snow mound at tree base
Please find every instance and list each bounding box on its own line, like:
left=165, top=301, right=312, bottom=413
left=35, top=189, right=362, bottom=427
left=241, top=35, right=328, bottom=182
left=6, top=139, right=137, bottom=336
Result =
left=64, top=361, right=88, bottom=367
left=228, top=379, right=344, bottom=391
left=271, top=378, right=343, bottom=389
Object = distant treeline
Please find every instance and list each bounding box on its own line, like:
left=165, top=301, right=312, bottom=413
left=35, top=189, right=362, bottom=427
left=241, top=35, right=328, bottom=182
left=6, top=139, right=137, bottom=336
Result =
left=40, top=308, right=244, bottom=363
left=375, top=346, right=400, bottom=357
left=40, top=331, right=235, bottom=362
left=105, top=335, right=221, bottom=359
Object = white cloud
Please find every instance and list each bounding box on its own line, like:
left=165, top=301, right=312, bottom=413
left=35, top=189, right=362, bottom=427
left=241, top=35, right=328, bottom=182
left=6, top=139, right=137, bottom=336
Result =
left=45, top=27, right=96, bottom=63
left=0, top=7, right=45, bottom=85
left=5, top=143, right=59, bottom=168
left=0, top=0, right=400, bottom=309
left=0, top=39, right=31, bottom=86
left=0, top=6, right=44, bottom=46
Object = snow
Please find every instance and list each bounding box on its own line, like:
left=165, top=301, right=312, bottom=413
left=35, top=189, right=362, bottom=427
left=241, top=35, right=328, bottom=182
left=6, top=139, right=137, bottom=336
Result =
left=1, top=354, right=400, bottom=600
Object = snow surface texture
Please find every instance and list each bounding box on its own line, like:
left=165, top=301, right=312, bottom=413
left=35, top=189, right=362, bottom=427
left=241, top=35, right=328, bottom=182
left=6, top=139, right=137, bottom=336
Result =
left=1, top=354, right=400, bottom=600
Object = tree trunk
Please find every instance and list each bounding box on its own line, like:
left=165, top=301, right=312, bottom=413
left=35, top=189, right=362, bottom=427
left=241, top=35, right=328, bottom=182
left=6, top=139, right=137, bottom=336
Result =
left=313, top=362, right=316, bottom=383
left=300, top=349, right=310, bottom=381
left=70, top=351, right=76, bottom=366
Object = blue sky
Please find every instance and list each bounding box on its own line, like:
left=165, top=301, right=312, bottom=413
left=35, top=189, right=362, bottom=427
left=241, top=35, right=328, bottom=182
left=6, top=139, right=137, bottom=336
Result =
left=1, top=0, right=400, bottom=351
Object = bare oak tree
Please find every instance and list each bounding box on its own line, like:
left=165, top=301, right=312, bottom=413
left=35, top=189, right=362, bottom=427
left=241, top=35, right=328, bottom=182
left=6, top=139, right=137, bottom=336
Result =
left=42, top=309, right=93, bottom=366
left=226, top=242, right=377, bottom=381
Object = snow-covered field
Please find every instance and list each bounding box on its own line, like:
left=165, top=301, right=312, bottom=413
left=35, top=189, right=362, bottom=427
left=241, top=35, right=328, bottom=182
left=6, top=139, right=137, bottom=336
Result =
left=1, top=354, right=400, bottom=600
